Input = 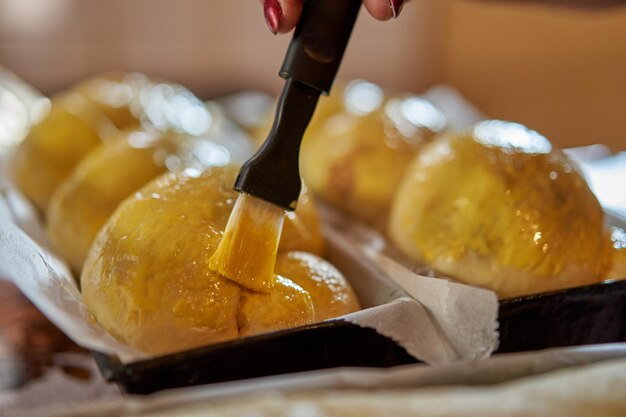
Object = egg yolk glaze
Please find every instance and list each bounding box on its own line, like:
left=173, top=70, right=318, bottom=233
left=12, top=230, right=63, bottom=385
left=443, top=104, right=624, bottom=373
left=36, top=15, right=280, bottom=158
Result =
left=388, top=120, right=610, bottom=298
left=274, top=251, right=361, bottom=321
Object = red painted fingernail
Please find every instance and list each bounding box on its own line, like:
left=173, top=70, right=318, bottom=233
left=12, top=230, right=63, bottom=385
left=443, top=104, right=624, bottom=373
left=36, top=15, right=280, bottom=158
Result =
left=390, top=0, right=405, bottom=18
left=264, top=0, right=282, bottom=34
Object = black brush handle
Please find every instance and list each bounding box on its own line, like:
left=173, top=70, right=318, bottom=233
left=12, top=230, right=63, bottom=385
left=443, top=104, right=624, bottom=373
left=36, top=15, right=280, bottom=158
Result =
left=235, top=79, right=319, bottom=210
left=280, top=0, right=362, bottom=95
left=235, top=0, right=361, bottom=210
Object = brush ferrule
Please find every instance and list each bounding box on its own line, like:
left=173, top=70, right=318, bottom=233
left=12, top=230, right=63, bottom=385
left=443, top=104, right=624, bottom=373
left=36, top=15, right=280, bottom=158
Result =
left=234, top=79, right=320, bottom=211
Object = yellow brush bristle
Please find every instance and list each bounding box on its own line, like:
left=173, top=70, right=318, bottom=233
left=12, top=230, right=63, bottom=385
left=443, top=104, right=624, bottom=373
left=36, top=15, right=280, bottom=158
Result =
left=209, top=193, right=285, bottom=293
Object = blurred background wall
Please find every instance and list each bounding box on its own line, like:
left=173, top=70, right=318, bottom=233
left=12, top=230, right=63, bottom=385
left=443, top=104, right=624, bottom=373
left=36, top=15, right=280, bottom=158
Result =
left=444, top=0, right=626, bottom=150
left=0, top=0, right=624, bottom=150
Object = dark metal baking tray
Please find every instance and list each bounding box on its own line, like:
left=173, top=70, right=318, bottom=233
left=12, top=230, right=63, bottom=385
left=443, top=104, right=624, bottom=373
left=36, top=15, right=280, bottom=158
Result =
left=93, top=279, right=626, bottom=394
left=497, top=279, right=626, bottom=353
left=93, top=320, right=414, bottom=395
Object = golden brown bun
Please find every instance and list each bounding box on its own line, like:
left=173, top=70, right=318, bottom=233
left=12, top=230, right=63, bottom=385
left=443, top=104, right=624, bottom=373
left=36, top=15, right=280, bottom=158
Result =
left=253, top=81, right=445, bottom=227
left=71, top=73, right=147, bottom=129
left=11, top=72, right=217, bottom=214
left=238, top=276, right=315, bottom=337
left=82, top=166, right=357, bottom=355
left=81, top=167, right=241, bottom=354
left=300, top=81, right=446, bottom=226
left=388, top=120, right=610, bottom=298
left=275, top=251, right=361, bottom=321
left=46, top=130, right=169, bottom=272
left=71, top=73, right=203, bottom=132
left=10, top=93, right=118, bottom=211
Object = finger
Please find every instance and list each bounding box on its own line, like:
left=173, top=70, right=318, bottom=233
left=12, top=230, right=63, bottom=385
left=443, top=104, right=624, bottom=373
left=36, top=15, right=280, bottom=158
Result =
left=277, top=0, right=304, bottom=34
left=363, top=0, right=406, bottom=20
left=262, top=0, right=303, bottom=35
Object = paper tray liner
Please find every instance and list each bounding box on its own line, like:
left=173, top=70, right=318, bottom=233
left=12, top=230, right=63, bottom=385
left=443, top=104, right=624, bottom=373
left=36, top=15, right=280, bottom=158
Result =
left=94, top=279, right=626, bottom=394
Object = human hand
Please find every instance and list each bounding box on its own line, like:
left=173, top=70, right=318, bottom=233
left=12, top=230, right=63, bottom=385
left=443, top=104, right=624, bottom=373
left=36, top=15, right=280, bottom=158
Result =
left=261, top=0, right=407, bottom=34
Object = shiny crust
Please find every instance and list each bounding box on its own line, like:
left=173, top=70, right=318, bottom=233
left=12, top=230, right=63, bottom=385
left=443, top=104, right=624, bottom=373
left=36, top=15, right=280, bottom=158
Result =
left=388, top=122, right=610, bottom=298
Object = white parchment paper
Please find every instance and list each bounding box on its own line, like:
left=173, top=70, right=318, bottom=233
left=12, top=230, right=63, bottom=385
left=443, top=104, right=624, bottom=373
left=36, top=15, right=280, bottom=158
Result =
left=0, top=192, right=145, bottom=362
left=323, top=209, right=499, bottom=362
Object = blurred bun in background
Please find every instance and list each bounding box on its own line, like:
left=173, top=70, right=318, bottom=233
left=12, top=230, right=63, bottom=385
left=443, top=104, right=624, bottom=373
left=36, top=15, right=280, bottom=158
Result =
left=388, top=120, right=611, bottom=298
left=299, top=80, right=446, bottom=226
left=10, top=91, right=119, bottom=211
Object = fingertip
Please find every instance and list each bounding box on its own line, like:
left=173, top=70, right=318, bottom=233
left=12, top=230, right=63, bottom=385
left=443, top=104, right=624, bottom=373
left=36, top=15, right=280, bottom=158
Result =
left=265, top=0, right=404, bottom=35
left=277, top=0, right=303, bottom=34
left=263, top=0, right=281, bottom=34
left=363, top=0, right=394, bottom=21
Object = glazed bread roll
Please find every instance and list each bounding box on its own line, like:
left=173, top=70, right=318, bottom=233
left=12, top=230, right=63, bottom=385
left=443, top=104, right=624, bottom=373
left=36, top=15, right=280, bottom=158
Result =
left=46, top=130, right=169, bottom=271
left=237, top=276, right=315, bottom=338
left=300, top=80, right=446, bottom=226
left=388, top=120, right=610, bottom=298
left=10, top=92, right=118, bottom=211
left=11, top=72, right=215, bottom=213
left=72, top=73, right=147, bottom=129
left=81, top=166, right=359, bottom=355
left=274, top=251, right=360, bottom=321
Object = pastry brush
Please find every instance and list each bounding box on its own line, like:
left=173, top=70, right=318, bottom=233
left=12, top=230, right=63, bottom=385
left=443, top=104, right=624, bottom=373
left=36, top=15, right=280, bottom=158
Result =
left=210, top=0, right=361, bottom=293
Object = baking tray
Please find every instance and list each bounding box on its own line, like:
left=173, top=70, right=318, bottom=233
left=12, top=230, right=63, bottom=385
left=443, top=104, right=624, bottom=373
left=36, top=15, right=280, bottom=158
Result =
left=497, top=279, right=626, bottom=353
left=93, top=320, right=415, bottom=395
left=93, top=279, right=626, bottom=394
